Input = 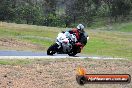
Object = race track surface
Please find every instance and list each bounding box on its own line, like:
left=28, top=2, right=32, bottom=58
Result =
left=0, top=50, right=124, bottom=59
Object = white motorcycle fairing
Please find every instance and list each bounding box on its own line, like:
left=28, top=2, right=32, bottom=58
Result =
left=56, top=32, right=77, bottom=53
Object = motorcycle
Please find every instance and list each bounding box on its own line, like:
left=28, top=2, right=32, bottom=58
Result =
left=47, top=31, right=83, bottom=56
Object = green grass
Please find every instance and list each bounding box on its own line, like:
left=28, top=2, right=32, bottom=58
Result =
left=22, top=37, right=54, bottom=48
left=119, top=23, right=132, bottom=32
left=83, top=37, right=132, bottom=59
left=0, top=22, right=61, bottom=48
left=83, top=30, right=132, bottom=59
left=0, top=22, right=132, bottom=59
left=0, top=59, right=34, bottom=65
left=110, top=22, right=132, bottom=32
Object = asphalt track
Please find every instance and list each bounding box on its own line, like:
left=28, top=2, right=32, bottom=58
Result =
left=0, top=50, right=124, bottom=59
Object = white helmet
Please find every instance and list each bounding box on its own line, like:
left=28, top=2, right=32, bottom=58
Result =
left=77, top=24, right=84, bottom=31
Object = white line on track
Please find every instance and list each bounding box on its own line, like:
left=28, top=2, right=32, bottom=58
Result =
left=0, top=56, right=124, bottom=59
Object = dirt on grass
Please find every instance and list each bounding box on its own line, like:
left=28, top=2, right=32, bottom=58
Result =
left=0, top=59, right=131, bottom=88
left=0, top=37, right=45, bottom=51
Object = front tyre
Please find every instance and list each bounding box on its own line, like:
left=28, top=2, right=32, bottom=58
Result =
left=47, top=43, right=58, bottom=55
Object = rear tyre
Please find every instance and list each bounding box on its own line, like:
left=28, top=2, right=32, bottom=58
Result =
left=68, top=51, right=77, bottom=56
left=47, top=43, right=58, bottom=55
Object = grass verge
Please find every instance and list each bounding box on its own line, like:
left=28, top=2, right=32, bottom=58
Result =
left=0, top=22, right=132, bottom=59
left=0, top=59, right=35, bottom=65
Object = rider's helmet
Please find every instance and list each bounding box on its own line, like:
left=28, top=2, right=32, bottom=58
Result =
left=77, top=24, right=85, bottom=33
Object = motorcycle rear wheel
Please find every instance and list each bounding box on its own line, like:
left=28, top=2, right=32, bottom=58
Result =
left=68, top=51, right=77, bottom=56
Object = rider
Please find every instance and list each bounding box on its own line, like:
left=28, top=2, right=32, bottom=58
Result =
left=68, top=24, right=89, bottom=49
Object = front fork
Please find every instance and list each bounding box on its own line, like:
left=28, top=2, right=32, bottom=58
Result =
left=56, top=42, right=63, bottom=52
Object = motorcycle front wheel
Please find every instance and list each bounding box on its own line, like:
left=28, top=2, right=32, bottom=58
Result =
left=47, top=43, right=58, bottom=55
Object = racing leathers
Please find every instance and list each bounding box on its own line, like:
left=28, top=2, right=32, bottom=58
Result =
left=67, top=28, right=88, bottom=50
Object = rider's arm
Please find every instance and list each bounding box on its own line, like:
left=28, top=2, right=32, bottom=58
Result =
left=67, top=30, right=74, bottom=34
